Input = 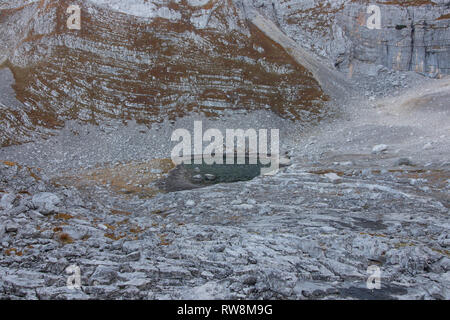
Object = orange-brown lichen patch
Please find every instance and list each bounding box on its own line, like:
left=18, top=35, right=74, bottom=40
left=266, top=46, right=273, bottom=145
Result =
left=159, top=234, right=172, bottom=246
left=1, top=162, right=44, bottom=182
left=111, top=209, right=132, bottom=216
left=117, top=219, right=130, bottom=226
left=4, top=248, right=23, bottom=256
left=376, top=0, right=436, bottom=6
left=104, top=232, right=126, bottom=241
left=104, top=224, right=116, bottom=231
left=284, top=1, right=345, bottom=36
left=360, top=232, right=387, bottom=238
left=350, top=0, right=436, bottom=6
left=308, top=169, right=346, bottom=176
left=437, top=14, right=450, bottom=21
left=395, top=242, right=416, bottom=248
left=129, top=226, right=145, bottom=234
left=57, top=232, right=74, bottom=245
left=53, top=159, right=175, bottom=199
left=27, top=167, right=41, bottom=180
left=54, top=213, right=74, bottom=220
left=398, top=169, right=450, bottom=189
left=3, top=161, right=18, bottom=167
left=151, top=209, right=171, bottom=218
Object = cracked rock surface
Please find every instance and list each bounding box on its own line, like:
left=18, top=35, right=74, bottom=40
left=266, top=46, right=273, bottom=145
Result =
left=1, top=76, right=449, bottom=299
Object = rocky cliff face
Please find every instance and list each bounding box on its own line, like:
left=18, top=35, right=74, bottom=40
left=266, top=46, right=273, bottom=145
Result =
left=254, top=0, right=449, bottom=77
left=0, top=0, right=327, bottom=147
left=0, top=0, right=448, bottom=146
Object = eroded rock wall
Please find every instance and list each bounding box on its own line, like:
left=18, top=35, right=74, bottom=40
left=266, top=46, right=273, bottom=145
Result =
left=0, top=0, right=328, bottom=146
left=248, top=0, right=450, bottom=77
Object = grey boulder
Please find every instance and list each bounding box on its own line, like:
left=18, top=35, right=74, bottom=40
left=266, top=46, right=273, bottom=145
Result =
left=32, top=192, right=61, bottom=215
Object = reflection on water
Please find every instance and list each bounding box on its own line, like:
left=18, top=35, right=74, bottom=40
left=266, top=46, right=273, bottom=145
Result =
left=159, top=153, right=276, bottom=193
left=182, top=154, right=271, bottom=186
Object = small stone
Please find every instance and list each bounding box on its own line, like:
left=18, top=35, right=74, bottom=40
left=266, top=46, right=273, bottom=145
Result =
left=312, top=289, right=324, bottom=297
left=185, top=200, right=195, bottom=207
left=279, top=157, right=292, bottom=167
left=439, top=239, right=450, bottom=248
left=201, top=271, right=214, bottom=279
left=324, top=173, right=342, bottom=184
left=326, top=288, right=339, bottom=295
left=431, top=292, right=445, bottom=300
left=125, top=251, right=141, bottom=262
left=32, top=192, right=60, bottom=215
left=5, top=204, right=28, bottom=216
left=212, top=245, right=226, bottom=253
left=248, top=257, right=257, bottom=264
left=91, top=265, right=118, bottom=285
left=372, top=144, right=388, bottom=154
left=301, top=290, right=312, bottom=298
left=321, top=226, right=336, bottom=233
left=423, top=143, right=433, bottom=150
left=204, top=174, right=216, bottom=181
left=396, top=158, right=413, bottom=166
left=243, top=276, right=257, bottom=286
left=5, top=223, right=18, bottom=233
left=1, top=193, right=16, bottom=210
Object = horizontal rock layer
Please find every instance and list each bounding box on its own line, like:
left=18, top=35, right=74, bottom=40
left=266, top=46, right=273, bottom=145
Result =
left=259, top=0, right=449, bottom=77
left=0, top=0, right=328, bottom=146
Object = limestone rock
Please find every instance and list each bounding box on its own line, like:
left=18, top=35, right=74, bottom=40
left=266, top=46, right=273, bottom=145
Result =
left=324, top=173, right=343, bottom=184
left=372, top=144, right=388, bottom=154
left=32, top=192, right=61, bottom=215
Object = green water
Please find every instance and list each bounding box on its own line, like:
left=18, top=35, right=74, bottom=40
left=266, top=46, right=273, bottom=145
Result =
left=181, top=155, right=271, bottom=186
